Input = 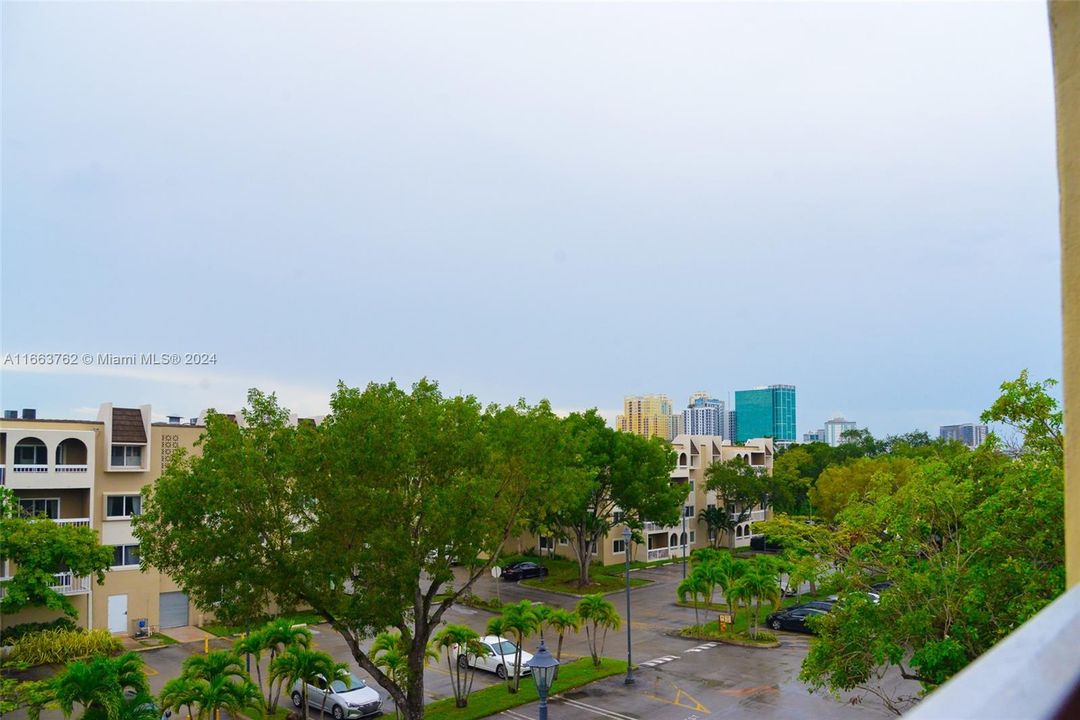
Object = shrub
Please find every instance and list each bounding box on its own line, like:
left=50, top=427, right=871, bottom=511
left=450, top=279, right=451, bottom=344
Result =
left=9, top=628, right=121, bottom=665
left=0, top=618, right=77, bottom=645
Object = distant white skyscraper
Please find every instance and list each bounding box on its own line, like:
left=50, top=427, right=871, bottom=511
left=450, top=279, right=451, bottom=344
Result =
left=939, top=423, right=988, bottom=449
left=823, top=416, right=858, bottom=447
left=683, top=393, right=727, bottom=438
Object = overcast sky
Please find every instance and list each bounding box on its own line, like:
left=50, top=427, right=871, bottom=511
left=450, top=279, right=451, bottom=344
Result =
left=1, top=1, right=1062, bottom=437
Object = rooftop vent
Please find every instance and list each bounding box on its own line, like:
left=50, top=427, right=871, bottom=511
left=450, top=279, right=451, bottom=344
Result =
left=22, top=409, right=37, bottom=420
left=4, top=410, right=17, bottom=419
left=167, top=416, right=181, bottom=424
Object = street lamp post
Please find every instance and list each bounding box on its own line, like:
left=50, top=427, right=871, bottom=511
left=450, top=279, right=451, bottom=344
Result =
left=525, top=639, right=559, bottom=720
left=622, top=526, right=634, bottom=685
left=682, top=509, right=688, bottom=579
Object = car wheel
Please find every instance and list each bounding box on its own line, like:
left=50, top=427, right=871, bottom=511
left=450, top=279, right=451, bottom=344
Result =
left=332, top=704, right=344, bottom=720
left=496, top=664, right=508, bottom=680
left=291, top=692, right=303, bottom=708
left=457, top=654, right=468, bottom=669
left=771, top=620, right=782, bottom=630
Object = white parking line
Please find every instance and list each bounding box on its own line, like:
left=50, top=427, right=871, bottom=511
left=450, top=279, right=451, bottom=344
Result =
left=501, top=710, right=532, bottom=719
left=558, top=697, right=640, bottom=720
left=639, top=655, right=679, bottom=667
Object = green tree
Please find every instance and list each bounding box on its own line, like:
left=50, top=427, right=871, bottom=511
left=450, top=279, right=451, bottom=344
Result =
left=981, top=370, right=1064, bottom=458
left=484, top=617, right=514, bottom=690
left=704, top=459, right=766, bottom=548
left=0, top=488, right=114, bottom=619
left=136, top=381, right=567, bottom=720
left=232, top=631, right=266, bottom=707
left=49, top=652, right=150, bottom=720
left=734, top=557, right=781, bottom=638
left=538, top=411, right=681, bottom=586
left=159, top=677, right=200, bottom=720
left=809, top=456, right=917, bottom=521
left=269, top=646, right=340, bottom=719
left=690, top=548, right=743, bottom=629
left=178, top=650, right=260, bottom=720
left=676, top=573, right=709, bottom=627
left=576, top=594, right=621, bottom=667
left=543, top=608, right=580, bottom=678
left=432, top=624, right=491, bottom=708
left=498, top=600, right=541, bottom=693
left=697, top=506, right=734, bottom=549
left=258, top=620, right=312, bottom=712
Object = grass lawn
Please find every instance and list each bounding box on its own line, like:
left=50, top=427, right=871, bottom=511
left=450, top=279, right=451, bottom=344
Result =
left=424, top=657, right=626, bottom=720
left=514, top=556, right=651, bottom=596
left=679, top=620, right=778, bottom=647
left=201, top=611, right=326, bottom=638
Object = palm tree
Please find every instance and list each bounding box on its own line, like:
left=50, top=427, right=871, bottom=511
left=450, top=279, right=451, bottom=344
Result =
left=698, top=551, right=744, bottom=631
left=575, top=594, right=620, bottom=667
left=181, top=651, right=249, bottom=684
left=159, top=677, right=200, bottom=720
left=260, top=620, right=312, bottom=711
left=698, top=507, right=732, bottom=549
left=233, top=631, right=266, bottom=707
left=499, top=600, right=541, bottom=693
left=189, top=675, right=260, bottom=720
left=52, top=652, right=151, bottom=720
left=370, top=633, right=409, bottom=720
left=433, top=624, right=491, bottom=708
left=268, top=645, right=340, bottom=719
left=734, top=559, right=782, bottom=638
left=543, top=608, right=581, bottom=678
left=484, top=617, right=513, bottom=691
left=531, top=604, right=551, bottom=641
left=677, top=573, right=709, bottom=628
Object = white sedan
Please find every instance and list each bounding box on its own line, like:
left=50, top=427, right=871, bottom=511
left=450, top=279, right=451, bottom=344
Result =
left=456, top=635, right=533, bottom=679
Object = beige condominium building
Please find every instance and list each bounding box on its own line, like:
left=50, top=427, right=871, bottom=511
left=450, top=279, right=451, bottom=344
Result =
left=518, top=435, right=774, bottom=566
left=1, top=405, right=208, bottom=634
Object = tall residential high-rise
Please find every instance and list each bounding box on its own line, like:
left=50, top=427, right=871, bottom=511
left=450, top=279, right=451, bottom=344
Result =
left=734, top=385, right=796, bottom=444
left=682, top=392, right=727, bottom=438
left=728, top=410, right=738, bottom=445
left=824, top=416, right=858, bottom=446
left=616, top=394, right=678, bottom=440
left=940, top=423, right=988, bottom=449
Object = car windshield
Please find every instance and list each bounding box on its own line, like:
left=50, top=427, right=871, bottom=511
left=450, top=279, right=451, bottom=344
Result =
left=330, top=675, right=366, bottom=693
left=490, top=640, right=517, bottom=655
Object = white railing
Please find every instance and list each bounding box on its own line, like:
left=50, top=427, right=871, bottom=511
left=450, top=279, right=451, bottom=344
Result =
left=0, top=572, right=91, bottom=597
left=54, top=517, right=91, bottom=528
left=12, top=464, right=48, bottom=473
left=644, top=521, right=678, bottom=533
left=731, top=509, right=767, bottom=522
left=55, top=464, right=88, bottom=473
left=647, top=547, right=670, bottom=561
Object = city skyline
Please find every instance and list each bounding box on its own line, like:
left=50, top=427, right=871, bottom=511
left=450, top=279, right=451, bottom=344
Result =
left=2, top=1, right=1061, bottom=438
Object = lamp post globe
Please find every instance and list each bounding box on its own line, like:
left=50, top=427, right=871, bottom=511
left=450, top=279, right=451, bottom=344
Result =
left=525, top=639, right=559, bottom=720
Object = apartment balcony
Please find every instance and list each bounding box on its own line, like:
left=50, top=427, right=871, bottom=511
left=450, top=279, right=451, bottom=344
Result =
left=647, top=547, right=671, bottom=561
left=6, top=462, right=93, bottom=490
left=54, top=517, right=91, bottom=529
left=644, top=521, right=680, bottom=533
left=670, top=465, right=690, bottom=480
left=0, top=571, right=92, bottom=597
left=731, top=509, right=767, bottom=523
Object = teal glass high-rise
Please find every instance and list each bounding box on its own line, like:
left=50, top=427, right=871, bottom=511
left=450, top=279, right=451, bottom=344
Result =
left=734, top=385, right=796, bottom=444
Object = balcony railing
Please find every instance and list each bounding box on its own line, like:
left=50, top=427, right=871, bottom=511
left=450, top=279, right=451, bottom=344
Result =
left=12, top=464, right=48, bottom=473
left=731, top=509, right=767, bottom=522
left=54, top=517, right=91, bottom=528
left=55, top=464, right=88, bottom=473
left=644, top=521, right=679, bottom=533
left=904, top=582, right=1080, bottom=720
left=0, top=572, right=91, bottom=597
left=647, top=547, right=670, bottom=561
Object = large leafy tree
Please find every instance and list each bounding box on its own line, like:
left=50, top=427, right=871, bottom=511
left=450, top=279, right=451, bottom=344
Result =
left=759, top=373, right=1065, bottom=715
left=135, top=380, right=568, bottom=720
left=0, top=488, right=114, bottom=618
left=704, top=458, right=769, bottom=547
left=540, top=411, right=681, bottom=586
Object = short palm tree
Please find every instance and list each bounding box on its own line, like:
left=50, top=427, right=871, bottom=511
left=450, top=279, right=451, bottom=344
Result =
left=734, top=559, right=782, bottom=638
left=370, top=633, right=409, bottom=720
left=233, top=631, right=267, bottom=706
left=189, top=675, right=260, bottom=720
left=268, top=645, right=341, bottom=719
left=499, top=600, right=541, bottom=693
left=260, top=620, right=313, bottom=711
left=544, top=608, right=580, bottom=679
left=181, top=651, right=248, bottom=684
left=699, top=551, right=744, bottom=630
left=484, top=617, right=514, bottom=691
left=52, top=652, right=151, bottom=720
left=159, top=676, right=200, bottom=720
left=677, top=572, right=709, bottom=628
left=432, top=624, right=491, bottom=708
left=576, top=594, right=620, bottom=667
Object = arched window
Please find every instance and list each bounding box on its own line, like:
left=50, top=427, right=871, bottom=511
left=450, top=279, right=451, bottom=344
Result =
left=679, top=452, right=688, bottom=467
left=736, top=525, right=743, bottom=537
left=14, top=437, right=47, bottom=467
left=680, top=532, right=688, bottom=545
left=669, top=533, right=678, bottom=547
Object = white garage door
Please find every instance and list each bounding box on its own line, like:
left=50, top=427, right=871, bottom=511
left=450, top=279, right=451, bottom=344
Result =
left=159, top=591, right=189, bottom=629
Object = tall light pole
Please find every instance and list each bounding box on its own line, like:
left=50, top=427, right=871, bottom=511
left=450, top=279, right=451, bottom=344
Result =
left=623, top=526, right=634, bottom=685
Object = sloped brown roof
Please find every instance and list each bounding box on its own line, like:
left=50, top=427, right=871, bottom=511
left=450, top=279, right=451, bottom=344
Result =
left=112, top=408, right=147, bottom=443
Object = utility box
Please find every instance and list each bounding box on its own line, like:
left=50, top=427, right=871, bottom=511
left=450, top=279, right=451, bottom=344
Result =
left=132, top=618, right=150, bottom=638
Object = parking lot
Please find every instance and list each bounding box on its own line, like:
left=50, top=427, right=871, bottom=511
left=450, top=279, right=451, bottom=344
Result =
left=19, top=562, right=914, bottom=720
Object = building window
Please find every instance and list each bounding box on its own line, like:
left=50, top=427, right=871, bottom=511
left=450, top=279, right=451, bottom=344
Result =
left=689, top=480, right=694, bottom=491
left=112, top=544, right=140, bottom=568
left=111, top=445, right=143, bottom=468
left=559, top=538, right=569, bottom=546
left=613, top=510, right=625, bottom=524
left=689, top=531, right=696, bottom=544
left=684, top=505, right=695, bottom=518
left=612, top=539, right=626, bottom=554
left=19, top=498, right=59, bottom=519
left=14, top=439, right=48, bottom=465
left=106, top=495, right=142, bottom=519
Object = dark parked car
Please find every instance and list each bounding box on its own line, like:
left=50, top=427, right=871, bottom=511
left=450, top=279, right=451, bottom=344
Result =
left=501, top=561, right=548, bottom=581
left=766, top=606, right=829, bottom=633
left=870, top=580, right=894, bottom=593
